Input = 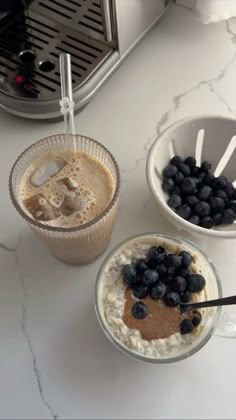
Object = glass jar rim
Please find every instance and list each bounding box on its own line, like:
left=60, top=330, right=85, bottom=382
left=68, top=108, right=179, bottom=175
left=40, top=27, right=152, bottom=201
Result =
left=9, top=134, right=120, bottom=233
left=94, top=232, right=222, bottom=364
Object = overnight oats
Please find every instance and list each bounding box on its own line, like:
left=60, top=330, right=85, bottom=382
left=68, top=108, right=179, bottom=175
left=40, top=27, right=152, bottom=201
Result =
left=95, top=233, right=222, bottom=363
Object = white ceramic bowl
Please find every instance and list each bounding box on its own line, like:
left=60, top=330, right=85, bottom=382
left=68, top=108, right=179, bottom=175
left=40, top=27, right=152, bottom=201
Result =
left=146, top=115, right=236, bottom=239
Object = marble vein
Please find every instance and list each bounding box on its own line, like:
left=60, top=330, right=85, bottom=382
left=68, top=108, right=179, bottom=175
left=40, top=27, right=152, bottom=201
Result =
left=109, top=14, right=236, bottom=179
left=209, top=84, right=236, bottom=116
left=21, top=304, right=58, bottom=420
left=156, top=47, right=236, bottom=137
left=225, top=20, right=236, bottom=45
left=136, top=12, right=236, bottom=172
left=0, top=238, right=58, bottom=420
left=134, top=39, right=236, bottom=170
left=0, top=242, right=17, bottom=252
left=134, top=135, right=156, bottom=169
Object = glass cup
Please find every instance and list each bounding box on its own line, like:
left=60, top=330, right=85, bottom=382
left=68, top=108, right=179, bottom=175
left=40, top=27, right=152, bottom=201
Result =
left=95, top=233, right=236, bottom=363
left=9, top=134, right=120, bottom=265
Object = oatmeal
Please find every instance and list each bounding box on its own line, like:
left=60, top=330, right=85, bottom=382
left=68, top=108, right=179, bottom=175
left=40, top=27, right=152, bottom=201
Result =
left=97, top=234, right=217, bottom=360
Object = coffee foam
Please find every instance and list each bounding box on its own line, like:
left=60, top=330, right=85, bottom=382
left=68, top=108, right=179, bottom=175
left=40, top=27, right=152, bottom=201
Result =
left=19, top=150, right=114, bottom=228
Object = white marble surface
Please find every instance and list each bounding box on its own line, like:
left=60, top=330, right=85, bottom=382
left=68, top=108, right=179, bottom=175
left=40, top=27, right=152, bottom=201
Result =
left=1, top=3, right=236, bottom=419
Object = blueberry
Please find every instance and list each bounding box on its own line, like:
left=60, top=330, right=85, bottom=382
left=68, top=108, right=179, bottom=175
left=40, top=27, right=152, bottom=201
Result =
left=131, top=302, right=148, bottom=320
left=180, top=177, right=197, bottom=195
left=209, top=197, right=225, bottom=213
left=212, top=213, right=222, bottom=226
left=147, top=246, right=161, bottom=260
left=215, top=189, right=228, bottom=200
left=225, top=182, right=235, bottom=198
left=201, top=161, right=211, bottom=172
left=185, top=156, right=196, bottom=168
left=172, top=276, right=187, bottom=293
left=168, top=194, right=182, bottom=209
left=166, top=254, right=182, bottom=268
left=174, top=171, right=185, bottom=185
left=193, top=176, right=202, bottom=184
left=173, top=171, right=184, bottom=185
left=187, top=274, right=206, bottom=293
left=170, top=156, right=184, bottom=167
left=229, top=200, right=236, bottom=213
left=122, top=264, right=138, bottom=287
left=180, top=291, right=192, bottom=303
left=157, top=246, right=167, bottom=259
left=176, top=268, right=189, bottom=278
left=163, top=292, right=180, bottom=307
left=194, top=201, right=211, bottom=217
left=186, top=195, right=199, bottom=208
left=135, top=259, right=148, bottom=274
left=192, top=166, right=201, bottom=177
left=162, top=274, right=174, bottom=285
left=213, top=176, right=227, bottom=189
left=132, top=284, right=149, bottom=299
left=178, top=163, right=191, bottom=177
left=150, top=281, right=167, bottom=299
left=198, top=186, right=212, bottom=201
left=176, top=204, right=192, bottom=219
left=163, top=164, right=178, bottom=178
left=221, top=208, right=235, bottom=224
left=192, top=311, right=202, bottom=327
left=156, top=264, right=167, bottom=277
left=179, top=250, right=193, bottom=267
left=172, top=186, right=181, bottom=195
left=147, top=246, right=166, bottom=265
left=198, top=171, right=207, bottom=183
left=162, top=177, right=174, bottom=193
left=187, top=215, right=200, bottom=225
left=200, top=216, right=214, bottom=229
left=147, top=259, right=158, bottom=269
left=180, top=319, right=193, bottom=335
left=142, top=269, right=159, bottom=286
left=204, top=173, right=215, bottom=186
left=167, top=266, right=176, bottom=275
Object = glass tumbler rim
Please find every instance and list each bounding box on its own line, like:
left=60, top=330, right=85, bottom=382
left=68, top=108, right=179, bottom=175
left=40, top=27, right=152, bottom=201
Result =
left=9, top=133, right=120, bottom=233
left=94, top=232, right=223, bottom=363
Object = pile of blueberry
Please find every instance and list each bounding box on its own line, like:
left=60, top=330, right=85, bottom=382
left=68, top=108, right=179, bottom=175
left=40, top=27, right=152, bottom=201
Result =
left=122, top=245, right=205, bottom=335
left=162, top=155, right=236, bottom=228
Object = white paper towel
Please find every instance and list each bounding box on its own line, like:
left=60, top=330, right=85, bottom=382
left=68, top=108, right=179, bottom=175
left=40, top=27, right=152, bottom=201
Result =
left=176, top=0, right=236, bottom=23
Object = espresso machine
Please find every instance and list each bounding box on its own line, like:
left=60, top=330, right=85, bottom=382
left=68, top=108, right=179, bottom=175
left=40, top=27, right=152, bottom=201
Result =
left=0, top=0, right=169, bottom=119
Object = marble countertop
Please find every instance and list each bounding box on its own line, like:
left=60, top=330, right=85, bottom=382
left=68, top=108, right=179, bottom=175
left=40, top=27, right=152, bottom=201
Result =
left=1, top=3, right=236, bottom=419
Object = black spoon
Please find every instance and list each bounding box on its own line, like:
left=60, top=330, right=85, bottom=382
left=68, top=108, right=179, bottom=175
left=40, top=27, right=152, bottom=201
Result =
left=180, top=295, right=236, bottom=314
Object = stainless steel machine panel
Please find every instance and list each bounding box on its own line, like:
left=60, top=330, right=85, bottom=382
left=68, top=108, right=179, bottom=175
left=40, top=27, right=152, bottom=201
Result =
left=0, top=0, right=169, bottom=119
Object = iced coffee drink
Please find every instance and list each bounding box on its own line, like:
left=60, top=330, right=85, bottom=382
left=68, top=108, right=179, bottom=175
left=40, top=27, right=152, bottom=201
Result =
left=9, top=134, right=120, bottom=265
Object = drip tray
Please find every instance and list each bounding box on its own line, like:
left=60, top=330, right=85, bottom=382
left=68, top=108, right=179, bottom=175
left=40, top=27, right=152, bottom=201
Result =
left=0, top=0, right=113, bottom=100
left=32, top=0, right=106, bottom=42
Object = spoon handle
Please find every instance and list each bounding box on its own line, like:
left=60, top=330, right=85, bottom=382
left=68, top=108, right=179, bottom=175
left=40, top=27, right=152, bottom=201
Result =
left=181, top=295, right=236, bottom=314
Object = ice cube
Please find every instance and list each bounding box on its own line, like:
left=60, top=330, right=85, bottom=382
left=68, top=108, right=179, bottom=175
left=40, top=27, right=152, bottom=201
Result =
left=56, top=177, right=85, bottom=216
left=55, top=177, right=77, bottom=195
left=23, top=193, right=60, bottom=221
left=30, top=157, right=66, bottom=187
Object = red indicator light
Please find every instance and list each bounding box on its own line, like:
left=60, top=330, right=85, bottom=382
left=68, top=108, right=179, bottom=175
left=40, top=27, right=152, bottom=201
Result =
left=15, top=75, right=24, bottom=83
